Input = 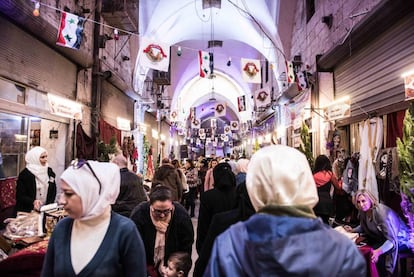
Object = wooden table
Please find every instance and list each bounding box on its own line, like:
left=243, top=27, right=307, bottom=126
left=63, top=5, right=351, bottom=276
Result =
left=0, top=238, right=48, bottom=277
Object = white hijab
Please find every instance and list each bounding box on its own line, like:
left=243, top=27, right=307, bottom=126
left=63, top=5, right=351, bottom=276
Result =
left=246, top=145, right=318, bottom=212
left=25, top=146, right=49, bottom=202
left=60, top=160, right=120, bottom=221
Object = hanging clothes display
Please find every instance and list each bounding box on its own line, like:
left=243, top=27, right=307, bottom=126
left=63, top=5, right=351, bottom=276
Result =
left=358, top=117, right=383, bottom=201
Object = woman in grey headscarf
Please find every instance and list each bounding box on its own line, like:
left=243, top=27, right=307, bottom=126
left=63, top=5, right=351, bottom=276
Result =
left=16, top=146, right=56, bottom=213
left=41, top=160, right=147, bottom=277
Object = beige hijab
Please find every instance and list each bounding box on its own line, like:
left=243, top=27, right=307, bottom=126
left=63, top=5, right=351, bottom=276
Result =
left=246, top=145, right=318, bottom=212
left=25, top=146, right=49, bottom=203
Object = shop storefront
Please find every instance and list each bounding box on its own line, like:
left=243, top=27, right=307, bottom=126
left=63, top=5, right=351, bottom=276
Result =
left=317, top=3, right=414, bottom=215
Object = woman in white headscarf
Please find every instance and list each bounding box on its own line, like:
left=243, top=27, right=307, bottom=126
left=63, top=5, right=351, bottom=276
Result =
left=41, top=160, right=147, bottom=277
left=204, top=145, right=366, bottom=277
left=16, top=146, right=56, bottom=213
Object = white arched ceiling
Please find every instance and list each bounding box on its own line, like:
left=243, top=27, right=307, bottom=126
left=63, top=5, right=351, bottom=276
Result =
left=133, top=0, right=285, bottom=120
left=172, top=71, right=251, bottom=123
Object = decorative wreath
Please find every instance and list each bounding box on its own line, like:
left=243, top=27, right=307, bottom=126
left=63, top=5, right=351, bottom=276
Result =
left=143, top=44, right=167, bottom=62
left=243, top=62, right=259, bottom=77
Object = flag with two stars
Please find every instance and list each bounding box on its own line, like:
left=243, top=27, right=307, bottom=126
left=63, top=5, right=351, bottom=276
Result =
left=56, top=12, right=85, bottom=50
left=199, top=51, right=211, bottom=78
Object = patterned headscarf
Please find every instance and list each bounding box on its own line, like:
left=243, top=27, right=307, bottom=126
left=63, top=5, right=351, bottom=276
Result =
left=246, top=145, right=318, bottom=212
left=60, top=161, right=120, bottom=221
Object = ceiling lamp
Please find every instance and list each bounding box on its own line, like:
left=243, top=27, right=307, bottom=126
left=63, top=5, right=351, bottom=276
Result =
left=33, top=1, right=40, bottom=17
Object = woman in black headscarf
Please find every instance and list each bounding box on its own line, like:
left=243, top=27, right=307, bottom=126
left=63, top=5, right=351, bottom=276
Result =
left=196, top=162, right=237, bottom=253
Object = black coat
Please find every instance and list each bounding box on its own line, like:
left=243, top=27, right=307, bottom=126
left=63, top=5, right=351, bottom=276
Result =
left=193, top=182, right=255, bottom=277
left=15, top=167, right=57, bottom=213
left=130, top=201, right=194, bottom=267
left=152, top=164, right=183, bottom=201
left=196, top=187, right=237, bottom=253
left=112, top=168, right=148, bottom=217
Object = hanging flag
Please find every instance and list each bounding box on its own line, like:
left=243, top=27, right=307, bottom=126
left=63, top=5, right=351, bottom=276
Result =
left=254, top=87, right=271, bottom=109
left=170, top=110, right=178, bottom=122
left=214, top=102, right=226, bottom=117
left=241, top=58, right=261, bottom=83
left=297, top=71, right=309, bottom=91
left=285, top=60, right=296, bottom=84
left=56, top=12, right=85, bottom=50
left=230, top=121, right=239, bottom=130
left=199, top=51, right=211, bottom=78
left=139, top=37, right=170, bottom=72
left=191, top=118, right=201, bottom=129
left=188, top=107, right=196, bottom=121
left=237, top=95, right=246, bottom=112
left=211, top=118, right=217, bottom=129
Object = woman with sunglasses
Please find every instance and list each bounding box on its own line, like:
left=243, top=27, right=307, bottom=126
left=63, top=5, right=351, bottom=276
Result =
left=15, top=146, right=57, bottom=213
left=130, top=185, right=194, bottom=277
left=41, top=160, right=147, bottom=277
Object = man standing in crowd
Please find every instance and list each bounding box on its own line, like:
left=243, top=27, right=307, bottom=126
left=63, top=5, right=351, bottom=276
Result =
left=152, top=158, right=183, bottom=201
left=112, top=154, right=147, bottom=217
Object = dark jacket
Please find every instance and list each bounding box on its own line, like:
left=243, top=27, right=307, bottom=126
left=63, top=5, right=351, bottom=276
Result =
left=196, top=162, right=237, bottom=253
left=15, top=167, right=57, bottom=213
left=194, top=182, right=254, bottom=277
left=205, top=213, right=366, bottom=277
left=112, top=168, right=147, bottom=217
left=41, top=212, right=147, bottom=277
left=130, top=202, right=194, bottom=267
left=152, top=164, right=183, bottom=201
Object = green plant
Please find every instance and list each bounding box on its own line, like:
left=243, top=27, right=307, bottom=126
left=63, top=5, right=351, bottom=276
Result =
left=397, top=103, right=414, bottom=243
left=299, top=121, right=314, bottom=169
left=97, top=136, right=119, bottom=161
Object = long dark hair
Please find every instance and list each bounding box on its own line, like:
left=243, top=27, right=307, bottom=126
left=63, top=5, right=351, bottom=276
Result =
left=313, top=155, right=332, bottom=174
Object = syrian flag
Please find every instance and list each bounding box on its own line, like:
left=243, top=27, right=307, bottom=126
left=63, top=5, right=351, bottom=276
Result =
left=56, top=12, right=85, bottom=50
left=241, top=58, right=261, bottom=83
left=237, top=95, right=246, bottom=112
left=139, top=37, right=170, bottom=72
left=199, top=51, right=211, bottom=78
left=285, top=60, right=296, bottom=84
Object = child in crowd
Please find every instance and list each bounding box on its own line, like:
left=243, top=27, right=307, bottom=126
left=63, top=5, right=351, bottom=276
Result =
left=162, top=252, right=192, bottom=277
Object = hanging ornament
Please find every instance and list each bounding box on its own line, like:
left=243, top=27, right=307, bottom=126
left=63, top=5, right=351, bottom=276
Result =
left=177, top=46, right=182, bottom=56
left=113, top=29, right=119, bottom=40
left=33, top=1, right=40, bottom=17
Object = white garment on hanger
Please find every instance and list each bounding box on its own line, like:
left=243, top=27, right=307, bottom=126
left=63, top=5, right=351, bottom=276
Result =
left=358, top=117, right=383, bottom=201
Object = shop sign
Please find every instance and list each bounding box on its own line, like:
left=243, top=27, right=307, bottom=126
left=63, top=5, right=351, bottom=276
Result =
left=403, top=70, right=414, bottom=100
left=117, top=117, right=131, bottom=131
left=324, top=98, right=351, bottom=121
left=48, top=94, right=82, bottom=120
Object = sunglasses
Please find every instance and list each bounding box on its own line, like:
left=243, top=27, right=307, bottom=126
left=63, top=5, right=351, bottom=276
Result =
left=151, top=207, right=172, bottom=216
left=71, top=159, right=102, bottom=194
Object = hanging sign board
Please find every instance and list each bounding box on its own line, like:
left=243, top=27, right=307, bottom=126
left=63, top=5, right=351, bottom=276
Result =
left=48, top=94, right=82, bottom=120
left=403, top=71, right=414, bottom=100
left=324, top=98, right=351, bottom=121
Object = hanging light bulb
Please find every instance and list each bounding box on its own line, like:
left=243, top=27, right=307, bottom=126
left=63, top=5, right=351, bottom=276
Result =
left=33, top=1, right=40, bottom=17
left=113, top=29, right=119, bottom=40
left=177, top=46, right=182, bottom=56
left=227, top=57, right=232, bottom=66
